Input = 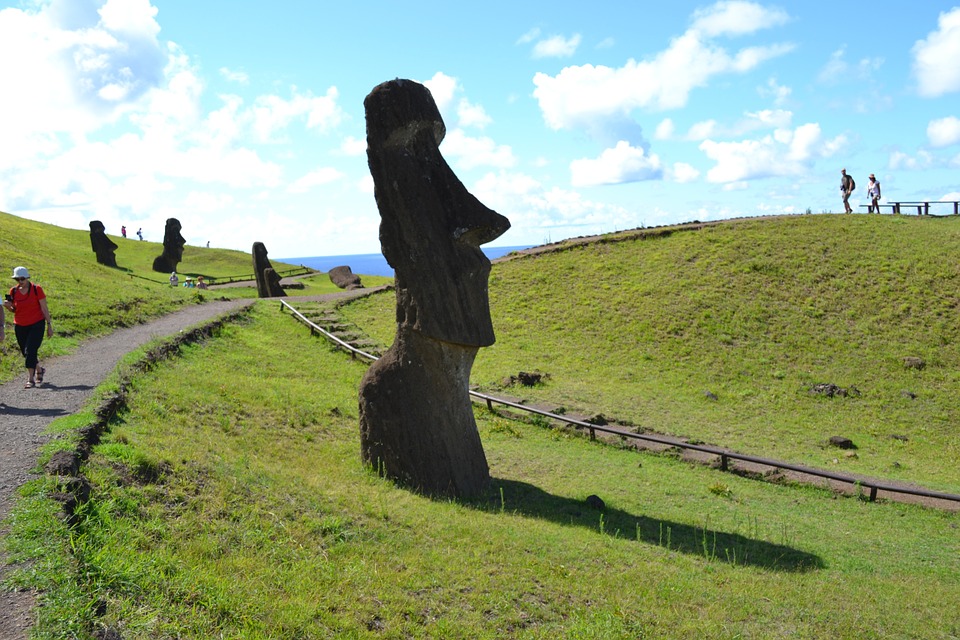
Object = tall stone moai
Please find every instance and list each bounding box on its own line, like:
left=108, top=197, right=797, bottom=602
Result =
left=152, top=218, right=185, bottom=273
left=252, top=242, right=285, bottom=298
left=358, top=79, right=511, bottom=498
left=89, top=220, right=118, bottom=267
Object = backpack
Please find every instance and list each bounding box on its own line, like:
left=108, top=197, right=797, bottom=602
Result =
left=8, top=283, right=37, bottom=302
left=849, top=176, right=856, bottom=191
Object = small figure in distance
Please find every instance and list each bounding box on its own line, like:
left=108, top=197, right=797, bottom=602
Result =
left=206, top=241, right=210, bottom=248
left=121, top=225, right=127, bottom=238
left=867, top=174, right=881, bottom=213
left=840, top=168, right=855, bottom=214
left=169, top=271, right=179, bottom=287
left=137, top=227, right=143, bottom=241
left=182, top=277, right=195, bottom=288
left=4, top=266, right=55, bottom=389
left=196, top=276, right=208, bottom=289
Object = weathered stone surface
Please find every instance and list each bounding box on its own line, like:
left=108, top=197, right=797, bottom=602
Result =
left=903, top=356, right=925, bottom=370
left=358, top=79, right=510, bottom=498
left=89, top=220, right=118, bottom=267
left=152, top=218, right=185, bottom=273
left=828, top=436, right=856, bottom=449
left=263, top=268, right=285, bottom=298
left=252, top=242, right=285, bottom=297
left=329, top=265, right=364, bottom=290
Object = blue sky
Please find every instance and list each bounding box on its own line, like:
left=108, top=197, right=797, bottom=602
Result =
left=1, top=1, right=959, bottom=258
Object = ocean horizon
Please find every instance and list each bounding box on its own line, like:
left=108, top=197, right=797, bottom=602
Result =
left=280, top=245, right=532, bottom=278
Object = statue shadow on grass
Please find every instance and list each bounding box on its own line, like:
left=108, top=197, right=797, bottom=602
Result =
left=470, top=478, right=823, bottom=573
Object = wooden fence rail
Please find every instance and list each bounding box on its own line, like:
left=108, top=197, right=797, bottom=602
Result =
left=279, top=299, right=960, bottom=507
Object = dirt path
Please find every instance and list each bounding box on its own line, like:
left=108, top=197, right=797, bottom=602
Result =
left=0, top=298, right=255, bottom=639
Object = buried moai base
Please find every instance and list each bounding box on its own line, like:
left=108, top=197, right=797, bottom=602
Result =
left=358, top=78, right=510, bottom=498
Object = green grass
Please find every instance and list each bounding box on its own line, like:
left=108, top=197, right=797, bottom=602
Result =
left=341, top=214, right=960, bottom=493
left=0, top=211, right=389, bottom=382
left=6, top=302, right=959, bottom=638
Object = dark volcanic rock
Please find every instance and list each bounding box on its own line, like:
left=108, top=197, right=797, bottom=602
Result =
left=329, top=265, right=364, bottom=290
left=89, top=220, right=118, bottom=267
left=358, top=79, right=510, bottom=499
left=828, top=436, right=857, bottom=449
left=252, top=242, right=285, bottom=298
left=152, top=218, right=185, bottom=273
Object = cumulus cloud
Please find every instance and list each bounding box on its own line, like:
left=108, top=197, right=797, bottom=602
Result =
left=927, top=116, right=960, bottom=147
left=913, top=7, right=960, bottom=97
left=287, top=167, right=345, bottom=194
left=684, top=109, right=792, bottom=140
left=220, top=67, right=249, bottom=84
left=690, top=0, right=789, bottom=37
left=699, top=123, right=846, bottom=183
left=441, top=129, right=517, bottom=170
left=889, top=150, right=934, bottom=171
left=570, top=141, right=662, bottom=187
left=423, top=71, right=459, bottom=115
left=759, top=76, right=791, bottom=105
left=457, top=99, right=492, bottom=129
left=671, top=162, right=700, bottom=183
left=339, top=135, right=366, bottom=156
left=654, top=118, right=675, bottom=140
left=473, top=170, right=640, bottom=237
left=532, top=3, right=793, bottom=134
left=532, top=34, right=582, bottom=58
left=250, top=87, right=343, bottom=142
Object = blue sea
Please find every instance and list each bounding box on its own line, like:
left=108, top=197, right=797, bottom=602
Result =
left=281, top=245, right=531, bottom=277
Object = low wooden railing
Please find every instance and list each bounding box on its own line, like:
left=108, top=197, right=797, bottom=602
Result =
left=279, top=300, right=960, bottom=507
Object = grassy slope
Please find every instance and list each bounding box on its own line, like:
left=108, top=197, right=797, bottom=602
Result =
left=9, top=304, right=959, bottom=639
left=341, top=214, right=960, bottom=492
left=0, top=211, right=387, bottom=382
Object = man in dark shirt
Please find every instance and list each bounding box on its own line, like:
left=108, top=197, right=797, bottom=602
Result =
left=841, top=168, right=855, bottom=213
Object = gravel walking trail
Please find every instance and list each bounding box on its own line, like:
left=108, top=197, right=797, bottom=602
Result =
left=0, top=298, right=254, bottom=639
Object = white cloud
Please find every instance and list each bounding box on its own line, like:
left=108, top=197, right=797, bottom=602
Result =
left=596, top=37, right=615, bottom=49
left=684, top=109, right=792, bottom=140
left=913, top=7, right=960, bottom=97
left=219, top=67, right=249, bottom=84
left=690, top=1, right=789, bottom=37
left=532, top=10, right=793, bottom=131
left=457, top=99, right=492, bottom=129
left=889, top=150, right=934, bottom=171
left=533, top=34, right=582, bottom=58
left=516, top=27, right=541, bottom=45
left=441, top=129, right=517, bottom=170
left=758, top=77, right=791, bottom=105
left=570, top=141, right=662, bottom=187
left=699, top=123, right=845, bottom=183
left=422, top=71, right=459, bottom=115
left=250, top=87, right=342, bottom=142
left=671, top=162, right=700, bottom=183
left=473, top=170, right=639, bottom=239
left=98, top=0, right=159, bottom=37
left=339, top=135, right=367, bottom=156
left=288, top=167, right=345, bottom=194
left=654, top=118, right=675, bottom=140
left=927, top=116, right=960, bottom=147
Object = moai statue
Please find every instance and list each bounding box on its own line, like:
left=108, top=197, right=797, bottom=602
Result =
left=358, top=79, right=510, bottom=498
left=252, top=242, right=285, bottom=297
left=89, top=220, right=118, bottom=267
left=328, top=265, right=363, bottom=290
left=152, top=218, right=185, bottom=273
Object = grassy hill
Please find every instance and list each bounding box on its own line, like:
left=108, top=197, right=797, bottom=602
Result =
left=0, top=211, right=386, bottom=382
left=4, top=212, right=960, bottom=638
left=342, top=214, right=960, bottom=493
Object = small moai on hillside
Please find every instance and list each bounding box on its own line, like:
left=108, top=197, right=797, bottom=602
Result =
left=89, top=220, right=118, bottom=267
left=252, top=242, right=285, bottom=298
left=152, top=218, right=185, bottom=273
left=358, top=78, right=510, bottom=499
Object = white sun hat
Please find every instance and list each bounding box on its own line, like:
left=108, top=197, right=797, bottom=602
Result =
left=11, top=266, right=29, bottom=279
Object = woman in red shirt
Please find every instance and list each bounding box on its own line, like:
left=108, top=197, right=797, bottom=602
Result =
left=3, top=266, right=54, bottom=388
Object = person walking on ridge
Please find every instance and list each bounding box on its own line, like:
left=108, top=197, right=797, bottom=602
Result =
left=840, top=168, right=855, bottom=213
left=3, top=266, right=54, bottom=388
left=867, top=174, right=881, bottom=213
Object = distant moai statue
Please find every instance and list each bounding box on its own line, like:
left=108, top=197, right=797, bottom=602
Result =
left=152, top=218, right=185, bottom=273
left=252, top=242, right=285, bottom=298
left=358, top=79, right=511, bottom=498
left=328, top=265, right=363, bottom=290
left=89, top=220, right=118, bottom=267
